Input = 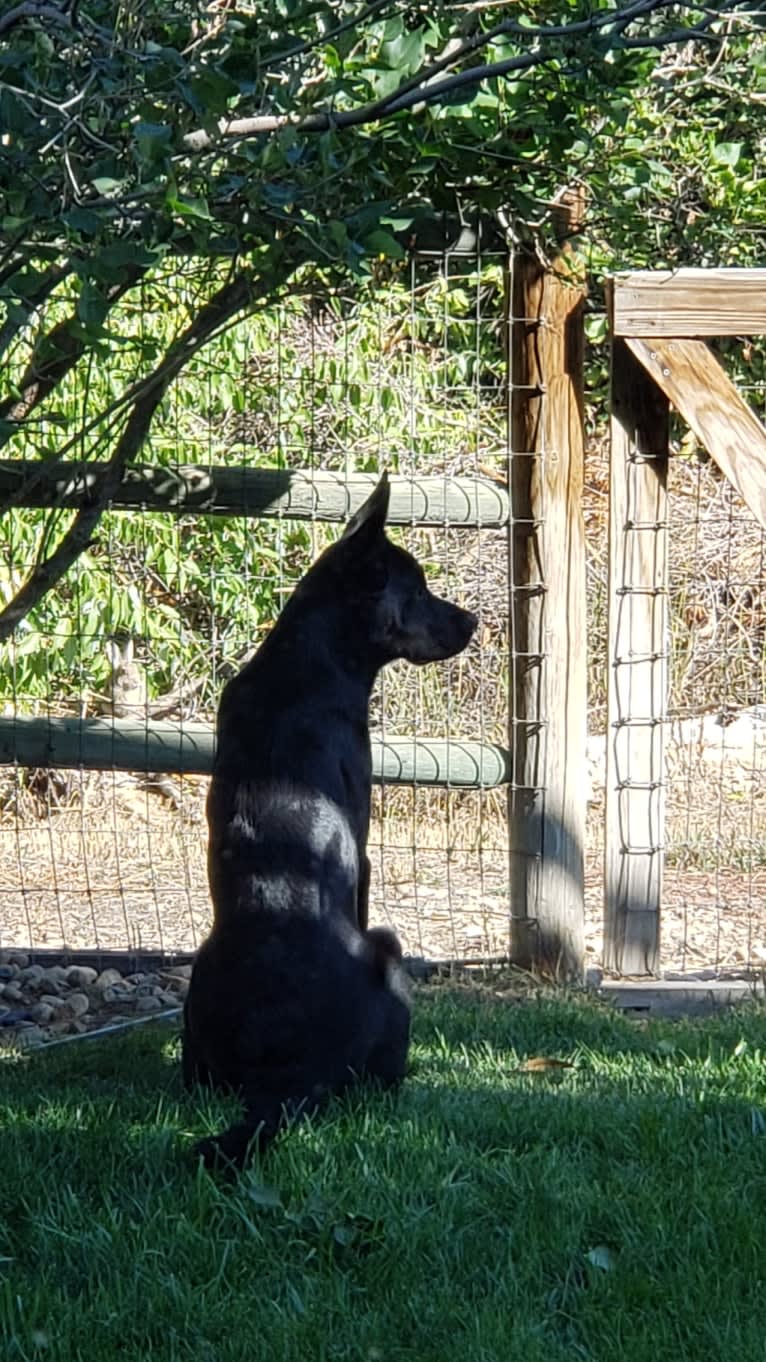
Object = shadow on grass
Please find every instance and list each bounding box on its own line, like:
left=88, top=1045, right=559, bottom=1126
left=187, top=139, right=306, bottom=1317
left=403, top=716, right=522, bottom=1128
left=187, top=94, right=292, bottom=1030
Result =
left=4, top=984, right=766, bottom=1362
left=3, top=980, right=766, bottom=1180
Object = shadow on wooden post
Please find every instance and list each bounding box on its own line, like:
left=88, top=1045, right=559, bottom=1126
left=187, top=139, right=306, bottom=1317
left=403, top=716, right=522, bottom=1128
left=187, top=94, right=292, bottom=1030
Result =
left=507, top=199, right=587, bottom=981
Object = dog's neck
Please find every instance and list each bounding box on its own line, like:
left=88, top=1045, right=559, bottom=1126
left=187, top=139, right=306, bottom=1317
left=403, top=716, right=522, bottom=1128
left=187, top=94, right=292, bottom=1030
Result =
left=274, top=594, right=388, bottom=696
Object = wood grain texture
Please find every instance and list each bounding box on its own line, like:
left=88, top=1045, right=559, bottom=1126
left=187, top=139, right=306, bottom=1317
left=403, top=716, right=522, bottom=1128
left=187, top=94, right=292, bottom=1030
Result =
left=603, top=337, right=669, bottom=976
left=508, top=246, right=587, bottom=980
left=626, top=336, right=766, bottom=532
left=612, top=268, right=766, bottom=337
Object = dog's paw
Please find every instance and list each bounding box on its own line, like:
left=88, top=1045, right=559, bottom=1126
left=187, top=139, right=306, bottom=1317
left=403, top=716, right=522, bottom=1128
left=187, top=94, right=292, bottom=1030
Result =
left=193, top=1119, right=269, bottom=1173
left=192, top=1135, right=234, bottom=1175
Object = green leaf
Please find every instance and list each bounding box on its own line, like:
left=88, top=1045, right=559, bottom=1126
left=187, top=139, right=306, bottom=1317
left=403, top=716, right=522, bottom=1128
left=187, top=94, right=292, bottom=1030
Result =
left=91, top=177, right=124, bottom=195
left=712, top=142, right=743, bottom=169
left=247, top=1183, right=282, bottom=1209
left=133, top=122, right=173, bottom=162
left=586, top=1245, right=616, bottom=1273
left=357, top=67, right=402, bottom=99
left=167, top=195, right=212, bottom=220
left=77, top=281, right=110, bottom=328
left=362, top=229, right=405, bottom=259
left=380, top=214, right=415, bottom=230
left=63, top=207, right=103, bottom=235
left=380, top=29, right=426, bottom=75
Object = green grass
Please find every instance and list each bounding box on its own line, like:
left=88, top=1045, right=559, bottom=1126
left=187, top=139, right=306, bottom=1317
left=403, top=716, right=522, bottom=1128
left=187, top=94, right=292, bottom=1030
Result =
left=3, top=983, right=766, bottom=1361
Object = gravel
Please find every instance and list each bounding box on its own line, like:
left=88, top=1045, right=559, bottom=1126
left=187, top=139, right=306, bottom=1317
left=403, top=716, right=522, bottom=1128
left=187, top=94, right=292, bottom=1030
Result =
left=0, top=951, right=189, bottom=1047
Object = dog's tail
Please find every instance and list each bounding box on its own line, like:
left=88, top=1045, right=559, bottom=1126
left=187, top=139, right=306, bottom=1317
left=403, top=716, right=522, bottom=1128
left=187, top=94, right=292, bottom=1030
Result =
left=365, top=925, right=403, bottom=980
left=194, top=1095, right=317, bottom=1172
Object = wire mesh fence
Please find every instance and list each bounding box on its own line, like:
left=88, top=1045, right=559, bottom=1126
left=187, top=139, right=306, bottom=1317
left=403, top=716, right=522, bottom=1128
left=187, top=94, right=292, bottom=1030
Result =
left=662, top=355, right=766, bottom=973
left=595, top=320, right=766, bottom=977
left=0, top=247, right=514, bottom=964
left=3, top=251, right=765, bottom=981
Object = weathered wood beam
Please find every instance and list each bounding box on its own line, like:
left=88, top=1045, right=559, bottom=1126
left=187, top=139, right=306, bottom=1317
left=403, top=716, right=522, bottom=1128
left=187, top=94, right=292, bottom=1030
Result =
left=0, top=462, right=509, bottom=528
left=611, top=268, right=766, bottom=338
left=0, top=716, right=512, bottom=788
left=626, top=336, right=766, bottom=533
left=508, top=229, right=587, bottom=982
left=603, top=336, right=669, bottom=977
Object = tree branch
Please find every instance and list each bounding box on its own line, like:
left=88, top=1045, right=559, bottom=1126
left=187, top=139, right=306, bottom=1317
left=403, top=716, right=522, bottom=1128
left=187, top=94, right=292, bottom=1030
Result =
left=262, top=0, right=395, bottom=70
left=0, top=266, right=147, bottom=446
left=0, top=268, right=267, bottom=642
left=182, top=0, right=743, bottom=152
left=0, top=1, right=73, bottom=37
left=0, top=262, right=73, bottom=367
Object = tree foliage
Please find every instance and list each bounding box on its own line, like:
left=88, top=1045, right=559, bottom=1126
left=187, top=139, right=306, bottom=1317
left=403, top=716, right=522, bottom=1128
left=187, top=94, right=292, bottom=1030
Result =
left=0, top=0, right=762, bottom=646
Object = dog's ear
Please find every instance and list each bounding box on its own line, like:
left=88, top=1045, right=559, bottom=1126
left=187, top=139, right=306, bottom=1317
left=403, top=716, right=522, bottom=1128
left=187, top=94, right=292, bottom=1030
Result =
left=340, top=473, right=390, bottom=546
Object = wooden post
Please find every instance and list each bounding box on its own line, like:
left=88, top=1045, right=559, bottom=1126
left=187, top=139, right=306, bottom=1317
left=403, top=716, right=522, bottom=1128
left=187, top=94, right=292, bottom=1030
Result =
left=508, top=216, right=587, bottom=980
left=603, top=331, right=670, bottom=975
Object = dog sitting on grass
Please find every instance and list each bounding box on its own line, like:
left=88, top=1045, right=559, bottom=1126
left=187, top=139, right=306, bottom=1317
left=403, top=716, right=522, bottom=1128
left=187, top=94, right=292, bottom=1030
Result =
left=183, top=473, right=477, bottom=1168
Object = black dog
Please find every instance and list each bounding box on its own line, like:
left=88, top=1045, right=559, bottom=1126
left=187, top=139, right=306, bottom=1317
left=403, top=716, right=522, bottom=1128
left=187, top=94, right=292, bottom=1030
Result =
left=183, top=473, right=477, bottom=1168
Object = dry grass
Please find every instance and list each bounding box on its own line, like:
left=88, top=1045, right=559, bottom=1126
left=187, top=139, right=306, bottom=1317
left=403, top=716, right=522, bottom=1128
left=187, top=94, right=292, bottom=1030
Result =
left=2, top=760, right=765, bottom=978
left=583, top=430, right=766, bottom=973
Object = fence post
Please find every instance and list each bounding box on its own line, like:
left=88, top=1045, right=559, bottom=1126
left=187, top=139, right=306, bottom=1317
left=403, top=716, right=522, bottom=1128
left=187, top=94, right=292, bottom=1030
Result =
left=603, top=329, right=669, bottom=974
left=508, top=213, right=587, bottom=980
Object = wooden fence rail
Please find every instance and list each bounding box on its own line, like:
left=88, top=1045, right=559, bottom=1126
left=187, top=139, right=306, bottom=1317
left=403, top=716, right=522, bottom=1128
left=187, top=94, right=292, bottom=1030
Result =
left=0, top=462, right=509, bottom=528
left=0, top=716, right=512, bottom=789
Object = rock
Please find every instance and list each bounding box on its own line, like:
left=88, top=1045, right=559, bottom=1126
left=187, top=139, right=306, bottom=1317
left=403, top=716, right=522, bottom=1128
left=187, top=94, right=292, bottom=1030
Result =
left=163, top=975, right=189, bottom=999
left=125, top=973, right=147, bottom=985
left=135, top=994, right=163, bottom=1013
left=25, top=966, right=70, bottom=994
left=135, top=982, right=161, bottom=999
left=19, top=965, right=44, bottom=985
left=41, top=965, right=69, bottom=988
left=95, top=968, right=124, bottom=991
left=0, top=964, right=18, bottom=982
left=101, top=983, right=134, bottom=1004
left=169, top=963, right=192, bottom=979
left=66, top=992, right=90, bottom=1018
left=2, top=984, right=23, bottom=1003
left=30, top=1002, right=55, bottom=1024
left=8, top=953, right=29, bottom=970
left=66, top=965, right=98, bottom=989
left=39, top=993, right=67, bottom=1012
left=36, top=976, right=62, bottom=996
left=157, top=990, right=182, bottom=1007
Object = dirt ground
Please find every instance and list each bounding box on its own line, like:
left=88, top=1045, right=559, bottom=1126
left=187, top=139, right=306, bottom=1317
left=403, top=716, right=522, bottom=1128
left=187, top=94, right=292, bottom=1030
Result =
left=1, top=768, right=764, bottom=977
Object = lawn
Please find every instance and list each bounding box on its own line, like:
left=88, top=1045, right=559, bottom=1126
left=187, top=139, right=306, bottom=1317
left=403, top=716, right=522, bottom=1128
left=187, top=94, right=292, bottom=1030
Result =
left=2, top=980, right=766, bottom=1362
